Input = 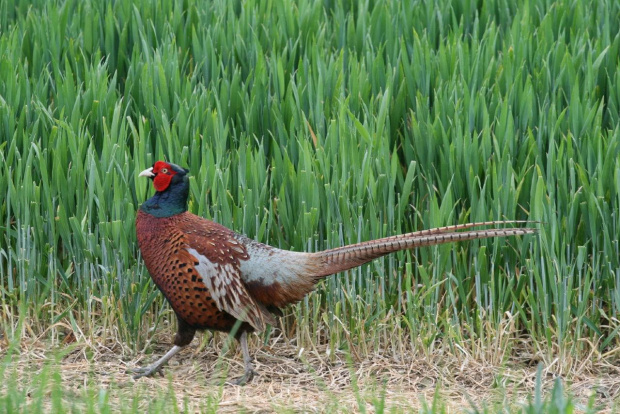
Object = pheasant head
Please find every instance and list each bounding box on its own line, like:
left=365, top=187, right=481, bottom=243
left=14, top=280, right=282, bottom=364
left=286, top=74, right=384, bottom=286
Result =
left=139, top=161, right=190, bottom=217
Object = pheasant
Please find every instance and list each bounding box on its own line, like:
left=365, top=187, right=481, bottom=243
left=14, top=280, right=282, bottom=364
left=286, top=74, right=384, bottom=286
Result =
left=132, top=160, right=536, bottom=384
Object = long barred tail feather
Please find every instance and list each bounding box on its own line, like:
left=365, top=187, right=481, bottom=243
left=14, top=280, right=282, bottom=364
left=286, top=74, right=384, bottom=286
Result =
left=311, top=222, right=537, bottom=277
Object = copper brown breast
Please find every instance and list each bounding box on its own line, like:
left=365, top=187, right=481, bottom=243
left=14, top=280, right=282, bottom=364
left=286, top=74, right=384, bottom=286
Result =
left=136, top=210, right=242, bottom=331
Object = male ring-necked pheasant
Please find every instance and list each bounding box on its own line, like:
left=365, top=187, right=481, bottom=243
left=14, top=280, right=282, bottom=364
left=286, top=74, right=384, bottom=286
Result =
left=133, top=161, right=536, bottom=384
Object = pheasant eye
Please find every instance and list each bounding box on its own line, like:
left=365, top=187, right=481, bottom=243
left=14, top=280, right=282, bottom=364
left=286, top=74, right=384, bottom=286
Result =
left=161, top=168, right=169, bottom=174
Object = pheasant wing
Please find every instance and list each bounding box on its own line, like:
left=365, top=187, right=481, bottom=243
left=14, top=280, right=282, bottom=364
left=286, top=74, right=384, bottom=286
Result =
left=179, top=216, right=275, bottom=331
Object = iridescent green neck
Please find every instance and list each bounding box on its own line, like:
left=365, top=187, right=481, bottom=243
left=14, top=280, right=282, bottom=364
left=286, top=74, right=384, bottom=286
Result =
left=140, top=175, right=189, bottom=218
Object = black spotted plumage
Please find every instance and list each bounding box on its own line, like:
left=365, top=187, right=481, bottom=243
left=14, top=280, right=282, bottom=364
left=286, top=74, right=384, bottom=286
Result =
left=137, top=211, right=275, bottom=332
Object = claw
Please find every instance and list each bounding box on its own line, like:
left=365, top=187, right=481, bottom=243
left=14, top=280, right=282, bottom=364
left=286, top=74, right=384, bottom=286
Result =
left=229, top=368, right=257, bottom=386
left=130, top=345, right=182, bottom=380
left=130, top=364, right=165, bottom=379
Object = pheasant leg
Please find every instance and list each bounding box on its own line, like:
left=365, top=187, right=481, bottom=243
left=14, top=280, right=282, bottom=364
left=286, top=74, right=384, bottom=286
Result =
left=231, top=331, right=256, bottom=385
left=131, top=345, right=182, bottom=379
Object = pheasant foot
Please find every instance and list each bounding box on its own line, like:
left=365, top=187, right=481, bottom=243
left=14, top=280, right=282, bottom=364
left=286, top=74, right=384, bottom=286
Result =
left=131, top=345, right=182, bottom=379
left=230, top=366, right=257, bottom=385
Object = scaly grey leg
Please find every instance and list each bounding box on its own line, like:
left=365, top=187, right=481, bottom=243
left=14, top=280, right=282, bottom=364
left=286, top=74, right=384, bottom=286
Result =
left=231, top=332, right=257, bottom=385
left=131, top=345, right=182, bottom=379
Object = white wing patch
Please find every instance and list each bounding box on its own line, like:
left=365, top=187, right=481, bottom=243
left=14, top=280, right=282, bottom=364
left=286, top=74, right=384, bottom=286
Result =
left=186, top=247, right=266, bottom=330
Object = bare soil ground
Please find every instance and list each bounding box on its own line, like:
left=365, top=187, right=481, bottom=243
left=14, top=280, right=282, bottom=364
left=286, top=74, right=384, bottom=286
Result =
left=2, top=331, right=619, bottom=413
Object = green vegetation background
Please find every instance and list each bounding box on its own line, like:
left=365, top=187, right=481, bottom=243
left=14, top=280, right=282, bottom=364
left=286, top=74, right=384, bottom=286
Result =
left=1, top=0, right=619, bottom=367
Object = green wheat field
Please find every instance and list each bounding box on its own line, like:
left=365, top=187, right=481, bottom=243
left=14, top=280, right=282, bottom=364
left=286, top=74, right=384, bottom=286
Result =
left=1, top=0, right=619, bottom=412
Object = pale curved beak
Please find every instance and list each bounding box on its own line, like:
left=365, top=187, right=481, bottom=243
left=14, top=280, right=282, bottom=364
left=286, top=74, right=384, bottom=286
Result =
left=139, top=167, right=155, bottom=178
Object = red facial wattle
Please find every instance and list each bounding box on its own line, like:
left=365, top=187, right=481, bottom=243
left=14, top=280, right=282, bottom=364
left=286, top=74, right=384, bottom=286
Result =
left=152, top=161, right=177, bottom=192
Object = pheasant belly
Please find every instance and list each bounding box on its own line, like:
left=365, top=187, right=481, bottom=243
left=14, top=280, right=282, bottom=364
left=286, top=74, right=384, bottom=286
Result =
left=136, top=212, right=243, bottom=333
left=150, top=264, right=240, bottom=332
